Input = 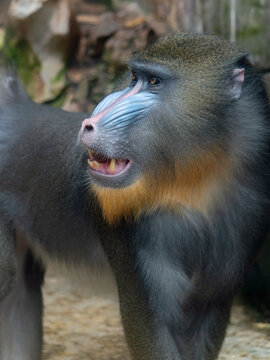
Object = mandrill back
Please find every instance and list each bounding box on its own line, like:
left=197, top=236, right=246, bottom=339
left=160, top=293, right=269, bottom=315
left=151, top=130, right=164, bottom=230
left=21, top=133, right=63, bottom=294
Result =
left=0, top=34, right=270, bottom=360
left=0, top=70, right=115, bottom=292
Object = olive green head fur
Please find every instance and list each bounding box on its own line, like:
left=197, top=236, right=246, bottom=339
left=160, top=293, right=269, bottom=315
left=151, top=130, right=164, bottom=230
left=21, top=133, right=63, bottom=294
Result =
left=132, top=33, right=247, bottom=70
left=131, top=33, right=249, bottom=114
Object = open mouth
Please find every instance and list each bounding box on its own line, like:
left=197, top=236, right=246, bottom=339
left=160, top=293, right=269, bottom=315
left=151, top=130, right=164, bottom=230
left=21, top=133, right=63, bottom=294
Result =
left=87, top=150, right=130, bottom=176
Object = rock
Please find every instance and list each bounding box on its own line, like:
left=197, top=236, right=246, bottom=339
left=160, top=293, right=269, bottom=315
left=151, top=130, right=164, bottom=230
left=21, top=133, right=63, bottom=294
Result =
left=116, top=2, right=144, bottom=19
left=9, top=0, right=47, bottom=19
left=91, top=12, right=119, bottom=39
left=6, top=0, right=78, bottom=102
left=103, top=9, right=168, bottom=71
left=71, top=0, right=107, bottom=16
left=77, top=11, right=119, bottom=60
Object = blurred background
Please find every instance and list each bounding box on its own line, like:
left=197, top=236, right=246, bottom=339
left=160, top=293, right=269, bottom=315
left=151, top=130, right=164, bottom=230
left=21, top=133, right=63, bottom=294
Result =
left=0, top=1, right=270, bottom=359
left=0, top=0, right=270, bottom=110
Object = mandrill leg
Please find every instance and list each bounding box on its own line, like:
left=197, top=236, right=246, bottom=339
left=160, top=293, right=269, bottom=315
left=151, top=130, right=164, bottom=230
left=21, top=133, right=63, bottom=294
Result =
left=0, top=231, right=44, bottom=360
left=173, top=301, right=231, bottom=360
left=0, top=224, right=16, bottom=301
left=119, top=292, right=231, bottom=360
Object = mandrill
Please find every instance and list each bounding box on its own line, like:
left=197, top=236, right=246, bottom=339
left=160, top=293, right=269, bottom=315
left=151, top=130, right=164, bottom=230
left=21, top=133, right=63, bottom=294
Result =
left=0, top=33, right=270, bottom=360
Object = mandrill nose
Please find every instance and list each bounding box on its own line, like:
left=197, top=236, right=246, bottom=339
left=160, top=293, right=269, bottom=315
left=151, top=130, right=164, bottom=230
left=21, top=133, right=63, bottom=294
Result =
left=81, top=118, right=95, bottom=134
left=79, top=118, right=97, bottom=147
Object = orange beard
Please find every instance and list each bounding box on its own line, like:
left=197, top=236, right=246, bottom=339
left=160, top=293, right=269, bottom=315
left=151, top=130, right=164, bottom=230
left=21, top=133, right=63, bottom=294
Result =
left=91, top=148, right=231, bottom=225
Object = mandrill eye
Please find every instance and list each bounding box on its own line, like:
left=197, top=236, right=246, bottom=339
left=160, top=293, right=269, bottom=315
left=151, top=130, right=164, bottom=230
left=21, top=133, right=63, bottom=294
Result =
left=131, top=72, right=138, bottom=86
left=149, top=77, right=161, bottom=86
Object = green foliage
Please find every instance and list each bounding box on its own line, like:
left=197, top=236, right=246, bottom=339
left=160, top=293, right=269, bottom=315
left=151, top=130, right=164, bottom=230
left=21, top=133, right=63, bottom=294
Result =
left=248, top=0, right=265, bottom=9
left=44, top=87, right=67, bottom=108
left=0, top=29, right=5, bottom=51
left=3, top=27, right=40, bottom=98
left=238, top=24, right=264, bottom=42
left=51, top=67, right=66, bottom=86
left=102, top=0, right=113, bottom=10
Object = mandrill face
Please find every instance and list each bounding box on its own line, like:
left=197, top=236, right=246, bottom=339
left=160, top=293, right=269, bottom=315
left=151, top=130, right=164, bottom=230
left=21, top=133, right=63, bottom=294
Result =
left=78, top=62, right=173, bottom=190
left=78, top=33, right=247, bottom=224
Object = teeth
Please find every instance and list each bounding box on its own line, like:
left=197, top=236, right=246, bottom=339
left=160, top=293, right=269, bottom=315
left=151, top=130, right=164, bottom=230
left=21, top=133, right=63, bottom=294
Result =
left=88, top=159, right=100, bottom=170
left=93, top=160, right=100, bottom=169
left=109, top=159, right=116, bottom=172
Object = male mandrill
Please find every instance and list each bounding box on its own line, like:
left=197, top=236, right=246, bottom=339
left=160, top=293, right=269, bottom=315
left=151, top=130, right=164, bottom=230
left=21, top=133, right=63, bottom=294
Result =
left=0, top=33, right=270, bottom=360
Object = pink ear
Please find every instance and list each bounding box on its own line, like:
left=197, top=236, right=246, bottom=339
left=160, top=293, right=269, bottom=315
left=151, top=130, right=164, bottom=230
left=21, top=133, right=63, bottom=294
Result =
left=230, top=68, right=245, bottom=100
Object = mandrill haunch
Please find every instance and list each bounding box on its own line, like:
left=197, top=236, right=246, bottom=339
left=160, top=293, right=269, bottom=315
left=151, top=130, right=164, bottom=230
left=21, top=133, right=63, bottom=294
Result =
left=0, top=33, right=270, bottom=360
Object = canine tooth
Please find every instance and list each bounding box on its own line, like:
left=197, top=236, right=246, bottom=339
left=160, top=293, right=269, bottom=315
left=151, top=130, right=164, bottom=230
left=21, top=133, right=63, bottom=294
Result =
left=88, top=159, right=100, bottom=170
left=93, top=161, right=100, bottom=169
left=109, top=159, right=116, bottom=172
left=88, top=150, right=94, bottom=157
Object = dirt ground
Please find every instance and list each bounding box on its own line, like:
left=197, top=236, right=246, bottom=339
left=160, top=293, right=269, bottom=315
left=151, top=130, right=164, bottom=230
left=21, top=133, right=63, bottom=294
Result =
left=42, top=274, right=270, bottom=360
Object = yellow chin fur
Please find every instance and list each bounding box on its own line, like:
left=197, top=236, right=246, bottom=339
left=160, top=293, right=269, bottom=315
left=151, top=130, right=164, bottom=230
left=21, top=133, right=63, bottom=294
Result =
left=92, top=148, right=231, bottom=225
